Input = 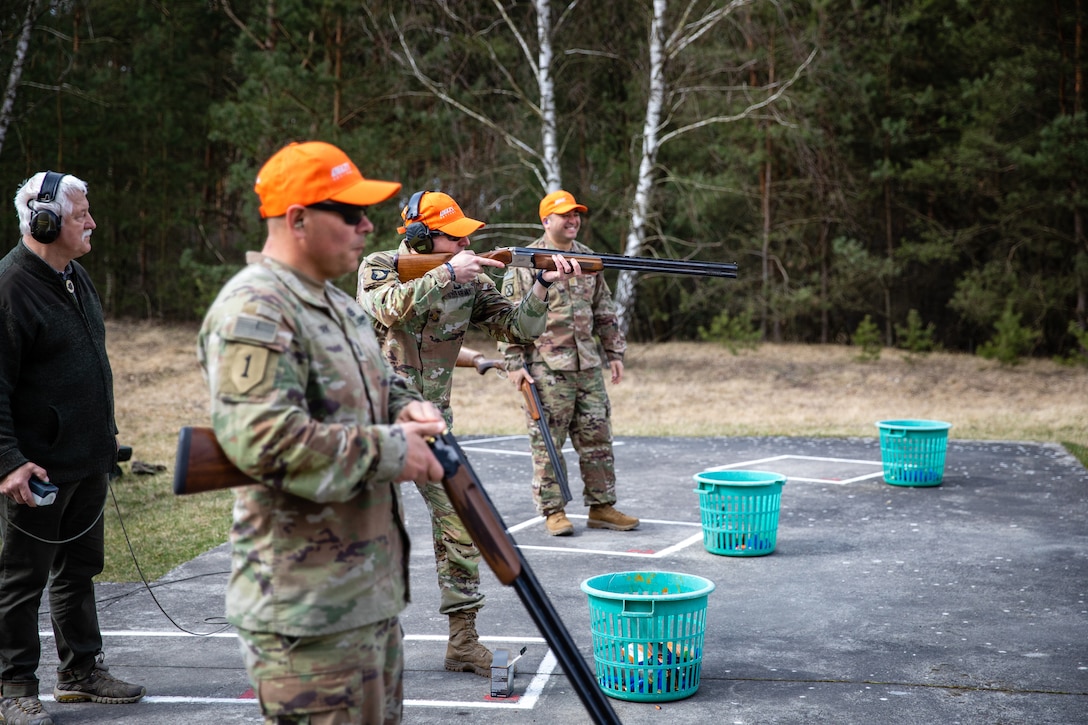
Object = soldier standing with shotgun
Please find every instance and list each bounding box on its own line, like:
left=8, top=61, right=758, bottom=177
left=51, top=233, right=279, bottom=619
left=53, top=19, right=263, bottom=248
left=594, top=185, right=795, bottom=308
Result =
left=356, top=190, right=581, bottom=677
left=197, top=141, right=446, bottom=725
left=499, top=190, right=639, bottom=537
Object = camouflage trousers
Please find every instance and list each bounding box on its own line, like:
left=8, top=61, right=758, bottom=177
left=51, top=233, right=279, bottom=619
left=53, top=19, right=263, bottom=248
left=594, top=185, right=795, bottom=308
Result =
left=413, top=480, right=485, bottom=614
left=238, top=617, right=403, bottom=725
left=524, top=363, right=618, bottom=515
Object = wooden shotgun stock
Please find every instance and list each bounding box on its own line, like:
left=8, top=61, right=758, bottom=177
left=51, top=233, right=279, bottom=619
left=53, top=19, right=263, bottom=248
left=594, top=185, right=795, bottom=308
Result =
left=173, top=425, right=256, bottom=495
left=172, top=426, right=619, bottom=722
left=454, top=347, right=505, bottom=376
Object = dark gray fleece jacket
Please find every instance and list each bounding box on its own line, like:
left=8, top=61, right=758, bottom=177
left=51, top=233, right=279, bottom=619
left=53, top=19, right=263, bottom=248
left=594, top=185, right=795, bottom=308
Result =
left=0, top=241, right=117, bottom=483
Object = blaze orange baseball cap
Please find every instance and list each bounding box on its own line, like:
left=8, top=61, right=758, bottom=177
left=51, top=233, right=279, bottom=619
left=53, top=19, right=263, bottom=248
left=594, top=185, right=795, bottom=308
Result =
left=397, top=191, right=485, bottom=238
left=539, top=189, right=587, bottom=220
left=254, top=141, right=402, bottom=218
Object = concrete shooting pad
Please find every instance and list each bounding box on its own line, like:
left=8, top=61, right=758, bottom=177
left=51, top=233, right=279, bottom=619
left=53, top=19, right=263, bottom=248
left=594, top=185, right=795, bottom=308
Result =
left=31, top=435, right=1088, bottom=724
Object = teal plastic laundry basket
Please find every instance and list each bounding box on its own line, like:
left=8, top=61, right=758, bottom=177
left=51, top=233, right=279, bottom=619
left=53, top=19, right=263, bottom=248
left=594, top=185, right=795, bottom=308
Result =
left=692, top=470, right=786, bottom=556
left=580, top=571, right=714, bottom=703
left=876, top=419, right=952, bottom=486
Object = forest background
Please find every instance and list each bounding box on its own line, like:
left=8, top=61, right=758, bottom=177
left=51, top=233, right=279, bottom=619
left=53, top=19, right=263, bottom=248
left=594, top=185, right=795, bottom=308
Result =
left=0, top=0, right=1086, bottom=357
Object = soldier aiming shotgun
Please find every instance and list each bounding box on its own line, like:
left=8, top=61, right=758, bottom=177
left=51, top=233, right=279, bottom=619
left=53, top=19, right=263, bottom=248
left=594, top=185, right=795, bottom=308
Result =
left=355, top=190, right=585, bottom=679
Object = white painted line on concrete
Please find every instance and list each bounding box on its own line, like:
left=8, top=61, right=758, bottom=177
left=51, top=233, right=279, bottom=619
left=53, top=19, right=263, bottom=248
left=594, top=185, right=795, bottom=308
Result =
left=404, top=634, right=547, bottom=644
left=39, top=630, right=236, bottom=638
left=42, top=631, right=547, bottom=644
left=460, top=436, right=624, bottom=455
left=39, top=695, right=253, bottom=704
left=37, top=632, right=558, bottom=711
left=703, top=454, right=885, bottom=485
left=408, top=649, right=557, bottom=710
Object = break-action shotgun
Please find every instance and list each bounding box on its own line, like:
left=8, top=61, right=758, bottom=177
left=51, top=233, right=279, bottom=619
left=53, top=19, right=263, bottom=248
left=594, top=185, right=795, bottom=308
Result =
left=396, top=245, right=737, bottom=282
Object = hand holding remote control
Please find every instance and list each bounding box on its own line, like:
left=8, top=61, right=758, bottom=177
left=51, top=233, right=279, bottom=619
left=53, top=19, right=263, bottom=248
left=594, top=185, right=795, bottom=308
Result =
left=28, top=476, right=58, bottom=506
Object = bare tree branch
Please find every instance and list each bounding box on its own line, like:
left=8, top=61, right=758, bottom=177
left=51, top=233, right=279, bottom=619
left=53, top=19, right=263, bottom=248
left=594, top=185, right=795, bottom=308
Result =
left=657, top=47, right=815, bottom=145
left=389, top=5, right=562, bottom=191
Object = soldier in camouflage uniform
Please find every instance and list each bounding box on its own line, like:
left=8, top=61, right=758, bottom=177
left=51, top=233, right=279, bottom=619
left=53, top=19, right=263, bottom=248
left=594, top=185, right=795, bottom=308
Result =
left=197, top=141, right=447, bottom=725
left=357, top=190, right=580, bottom=676
left=499, top=190, right=640, bottom=537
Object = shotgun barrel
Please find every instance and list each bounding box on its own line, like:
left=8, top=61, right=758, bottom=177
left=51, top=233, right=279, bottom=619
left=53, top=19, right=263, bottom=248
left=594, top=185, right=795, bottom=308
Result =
left=431, top=434, right=621, bottom=724
left=396, top=246, right=737, bottom=281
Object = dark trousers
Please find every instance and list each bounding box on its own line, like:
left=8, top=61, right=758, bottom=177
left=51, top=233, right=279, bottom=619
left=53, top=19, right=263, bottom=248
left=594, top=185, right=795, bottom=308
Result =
left=0, top=473, right=107, bottom=697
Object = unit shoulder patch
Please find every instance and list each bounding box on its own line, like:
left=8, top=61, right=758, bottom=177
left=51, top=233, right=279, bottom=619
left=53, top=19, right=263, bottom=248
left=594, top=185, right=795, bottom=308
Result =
left=228, top=343, right=273, bottom=394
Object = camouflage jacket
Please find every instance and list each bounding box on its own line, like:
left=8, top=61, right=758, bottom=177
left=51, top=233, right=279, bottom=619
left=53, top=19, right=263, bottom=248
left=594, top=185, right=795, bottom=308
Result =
left=357, top=241, right=548, bottom=424
left=498, top=237, right=626, bottom=372
left=197, top=253, right=421, bottom=636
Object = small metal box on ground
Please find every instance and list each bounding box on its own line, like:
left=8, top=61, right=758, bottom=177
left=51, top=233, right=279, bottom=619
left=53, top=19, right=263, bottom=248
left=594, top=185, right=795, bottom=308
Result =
left=489, top=647, right=525, bottom=698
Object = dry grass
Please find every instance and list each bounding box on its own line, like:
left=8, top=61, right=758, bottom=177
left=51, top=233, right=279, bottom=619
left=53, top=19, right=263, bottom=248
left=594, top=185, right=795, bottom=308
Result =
left=451, top=337, right=1088, bottom=444
left=109, top=320, right=1088, bottom=454
left=101, top=320, right=1087, bottom=582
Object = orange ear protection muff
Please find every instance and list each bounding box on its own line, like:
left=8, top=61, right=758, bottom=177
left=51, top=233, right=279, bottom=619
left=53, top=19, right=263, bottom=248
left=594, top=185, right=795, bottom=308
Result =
left=29, top=171, right=64, bottom=244
left=403, top=190, right=433, bottom=253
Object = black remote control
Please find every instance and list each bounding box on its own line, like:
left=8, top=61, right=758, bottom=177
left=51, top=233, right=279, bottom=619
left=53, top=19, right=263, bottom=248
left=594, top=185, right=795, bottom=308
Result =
left=28, top=477, right=58, bottom=506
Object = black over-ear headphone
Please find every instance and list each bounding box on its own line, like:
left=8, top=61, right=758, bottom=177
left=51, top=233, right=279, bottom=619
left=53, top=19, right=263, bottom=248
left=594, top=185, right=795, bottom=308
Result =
left=30, top=171, right=64, bottom=244
left=403, top=190, right=433, bottom=254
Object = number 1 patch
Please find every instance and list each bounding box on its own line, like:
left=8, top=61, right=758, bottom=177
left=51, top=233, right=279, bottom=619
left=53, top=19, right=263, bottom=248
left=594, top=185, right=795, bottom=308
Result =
left=229, top=343, right=271, bottom=393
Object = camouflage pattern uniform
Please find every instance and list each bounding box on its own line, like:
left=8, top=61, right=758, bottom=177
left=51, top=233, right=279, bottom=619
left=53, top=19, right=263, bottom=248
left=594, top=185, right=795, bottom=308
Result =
left=357, top=242, right=547, bottom=613
left=498, top=237, right=627, bottom=515
left=198, top=252, right=421, bottom=724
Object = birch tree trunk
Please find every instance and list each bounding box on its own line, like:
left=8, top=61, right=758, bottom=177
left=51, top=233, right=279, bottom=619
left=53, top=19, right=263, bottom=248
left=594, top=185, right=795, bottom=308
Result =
left=613, top=0, right=667, bottom=335
left=0, top=0, right=39, bottom=157
left=535, top=0, right=561, bottom=191
left=613, top=0, right=809, bottom=334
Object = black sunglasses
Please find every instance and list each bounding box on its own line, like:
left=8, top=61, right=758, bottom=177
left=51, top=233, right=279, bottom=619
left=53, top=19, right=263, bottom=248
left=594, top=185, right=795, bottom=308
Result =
left=306, top=201, right=367, bottom=226
left=430, top=231, right=463, bottom=242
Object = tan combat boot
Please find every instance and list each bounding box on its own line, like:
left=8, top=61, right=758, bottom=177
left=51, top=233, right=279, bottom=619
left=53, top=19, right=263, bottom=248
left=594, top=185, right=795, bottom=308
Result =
left=445, top=609, right=493, bottom=677
left=544, top=510, right=574, bottom=536
left=0, top=696, right=54, bottom=725
left=587, top=504, right=639, bottom=531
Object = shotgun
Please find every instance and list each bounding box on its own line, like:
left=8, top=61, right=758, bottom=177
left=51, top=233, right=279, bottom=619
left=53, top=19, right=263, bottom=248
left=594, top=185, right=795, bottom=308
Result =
left=396, top=245, right=738, bottom=282
left=518, top=378, right=573, bottom=504
left=429, top=433, right=620, bottom=724
left=173, top=425, right=254, bottom=495
left=454, top=347, right=506, bottom=376
left=456, top=348, right=572, bottom=503
left=172, top=426, right=621, bottom=723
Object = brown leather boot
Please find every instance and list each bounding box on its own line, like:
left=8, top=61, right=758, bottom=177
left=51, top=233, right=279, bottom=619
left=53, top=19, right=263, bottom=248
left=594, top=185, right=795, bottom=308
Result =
left=587, top=504, right=639, bottom=531
left=544, top=510, right=574, bottom=536
left=445, top=609, right=493, bottom=677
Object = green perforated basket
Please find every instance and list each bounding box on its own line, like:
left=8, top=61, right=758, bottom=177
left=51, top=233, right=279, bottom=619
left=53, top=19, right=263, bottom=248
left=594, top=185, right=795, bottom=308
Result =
left=876, top=419, right=952, bottom=486
left=580, top=571, right=715, bottom=702
left=692, top=470, right=786, bottom=556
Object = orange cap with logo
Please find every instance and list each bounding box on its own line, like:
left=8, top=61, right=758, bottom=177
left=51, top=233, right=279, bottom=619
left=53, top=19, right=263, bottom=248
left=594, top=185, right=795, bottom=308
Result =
left=539, top=189, right=587, bottom=220
left=397, top=191, right=485, bottom=238
left=254, top=141, right=402, bottom=218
